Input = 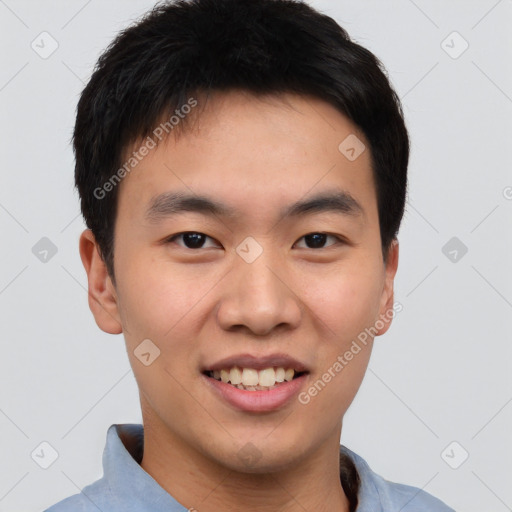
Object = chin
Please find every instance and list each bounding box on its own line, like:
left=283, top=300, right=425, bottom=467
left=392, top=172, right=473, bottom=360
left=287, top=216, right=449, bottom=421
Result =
left=216, top=435, right=308, bottom=474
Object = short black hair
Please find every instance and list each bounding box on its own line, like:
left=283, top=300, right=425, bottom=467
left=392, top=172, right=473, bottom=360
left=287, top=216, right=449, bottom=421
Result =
left=74, top=0, right=409, bottom=284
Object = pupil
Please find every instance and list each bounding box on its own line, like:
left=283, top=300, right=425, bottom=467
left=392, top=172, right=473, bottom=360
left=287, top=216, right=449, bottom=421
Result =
left=305, top=233, right=326, bottom=248
left=184, top=232, right=205, bottom=248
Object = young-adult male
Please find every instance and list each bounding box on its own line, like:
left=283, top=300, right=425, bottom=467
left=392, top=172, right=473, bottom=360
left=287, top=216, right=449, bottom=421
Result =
left=45, top=0, right=454, bottom=510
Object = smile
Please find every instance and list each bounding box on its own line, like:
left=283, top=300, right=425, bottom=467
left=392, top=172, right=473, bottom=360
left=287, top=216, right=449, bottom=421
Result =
left=204, top=366, right=307, bottom=391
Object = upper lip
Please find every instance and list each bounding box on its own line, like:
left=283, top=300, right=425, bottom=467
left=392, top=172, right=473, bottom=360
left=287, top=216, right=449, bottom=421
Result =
left=202, top=353, right=309, bottom=373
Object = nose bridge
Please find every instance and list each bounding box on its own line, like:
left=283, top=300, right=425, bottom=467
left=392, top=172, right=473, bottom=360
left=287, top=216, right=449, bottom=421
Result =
left=216, top=241, right=302, bottom=335
left=239, top=250, right=284, bottom=301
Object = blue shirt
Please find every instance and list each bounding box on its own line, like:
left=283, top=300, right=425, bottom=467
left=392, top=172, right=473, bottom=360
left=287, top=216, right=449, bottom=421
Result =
left=44, top=424, right=454, bottom=511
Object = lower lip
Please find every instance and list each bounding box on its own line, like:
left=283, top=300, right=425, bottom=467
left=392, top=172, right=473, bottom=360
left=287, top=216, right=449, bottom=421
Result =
left=202, top=373, right=308, bottom=412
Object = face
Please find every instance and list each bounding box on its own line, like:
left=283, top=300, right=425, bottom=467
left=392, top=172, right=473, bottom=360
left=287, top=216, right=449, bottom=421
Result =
left=80, top=90, right=398, bottom=473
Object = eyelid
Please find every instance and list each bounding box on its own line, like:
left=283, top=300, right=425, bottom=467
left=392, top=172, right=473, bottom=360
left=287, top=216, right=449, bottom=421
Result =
left=293, top=232, right=345, bottom=249
left=165, top=231, right=347, bottom=250
left=166, top=232, right=221, bottom=248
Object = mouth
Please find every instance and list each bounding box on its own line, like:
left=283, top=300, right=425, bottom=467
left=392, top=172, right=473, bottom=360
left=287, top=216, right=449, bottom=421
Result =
left=201, top=353, right=311, bottom=411
left=202, top=367, right=308, bottom=392
left=201, top=352, right=310, bottom=393
left=202, top=364, right=310, bottom=413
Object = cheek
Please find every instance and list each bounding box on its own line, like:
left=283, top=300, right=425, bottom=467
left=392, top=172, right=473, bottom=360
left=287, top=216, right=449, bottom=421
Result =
left=297, top=262, right=384, bottom=416
left=297, top=273, right=379, bottom=423
left=304, top=264, right=384, bottom=342
left=115, top=256, right=226, bottom=392
left=116, top=254, right=214, bottom=339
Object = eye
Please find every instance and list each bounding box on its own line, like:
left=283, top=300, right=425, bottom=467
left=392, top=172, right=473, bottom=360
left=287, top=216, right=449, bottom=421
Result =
left=165, top=231, right=344, bottom=250
left=294, top=232, right=342, bottom=249
left=166, top=231, right=221, bottom=249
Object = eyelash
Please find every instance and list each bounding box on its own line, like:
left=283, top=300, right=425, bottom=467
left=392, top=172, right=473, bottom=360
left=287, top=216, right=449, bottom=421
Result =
left=165, top=231, right=345, bottom=250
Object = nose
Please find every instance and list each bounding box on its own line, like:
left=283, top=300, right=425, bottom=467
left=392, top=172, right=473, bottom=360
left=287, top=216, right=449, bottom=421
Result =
left=216, top=250, right=302, bottom=337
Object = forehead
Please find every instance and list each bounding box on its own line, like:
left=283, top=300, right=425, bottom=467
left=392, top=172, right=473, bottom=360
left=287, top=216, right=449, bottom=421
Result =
left=116, top=90, right=376, bottom=226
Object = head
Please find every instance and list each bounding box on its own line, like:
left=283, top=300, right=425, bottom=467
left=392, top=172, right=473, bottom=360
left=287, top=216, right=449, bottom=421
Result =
left=77, top=0, right=408, bottom=477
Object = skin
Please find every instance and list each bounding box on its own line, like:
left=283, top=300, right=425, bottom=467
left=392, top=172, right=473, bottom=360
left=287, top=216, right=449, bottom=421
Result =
left=79, top=90, right=399, bottom=512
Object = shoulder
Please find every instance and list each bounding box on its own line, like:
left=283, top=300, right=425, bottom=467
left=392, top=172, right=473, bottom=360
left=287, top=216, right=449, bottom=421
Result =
left=340, top=445, right=455, bottom=511
left=371, top=478, right=455, bottom=512
left=44, top=494, right=91, bottom=512
left=43, top=479, right=111, bottom=512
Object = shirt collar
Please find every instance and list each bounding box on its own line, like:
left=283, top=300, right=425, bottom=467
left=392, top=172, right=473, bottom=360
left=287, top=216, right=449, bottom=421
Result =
left=103, top=423, right=186, bottom=510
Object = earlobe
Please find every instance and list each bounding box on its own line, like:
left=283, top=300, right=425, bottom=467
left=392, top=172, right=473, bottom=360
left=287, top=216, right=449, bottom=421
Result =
left=79, top=229, right=123, bottom=335
left=376, top=239, right=399, bottom=336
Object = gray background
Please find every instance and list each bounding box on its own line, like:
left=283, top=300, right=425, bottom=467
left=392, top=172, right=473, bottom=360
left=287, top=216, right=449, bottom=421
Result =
left=1, top=0, right=511, bottom=510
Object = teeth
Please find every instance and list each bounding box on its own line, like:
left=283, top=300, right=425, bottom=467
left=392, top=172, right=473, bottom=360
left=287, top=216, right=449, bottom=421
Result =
left=275, top=367, right=285, bottom=382
left=241, top=368, right=259, bottom=386
left=208, top=366, right=301, bottom=388
left=258, top=368, right=275, bottom=387
left=230, top=367, right=242, bottom=385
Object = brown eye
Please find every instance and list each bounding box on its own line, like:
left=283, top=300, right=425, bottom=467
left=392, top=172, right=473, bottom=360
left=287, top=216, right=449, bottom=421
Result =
left=167, top=232, right=220, bottom=249
left=295, top=233, right=340, bottom=249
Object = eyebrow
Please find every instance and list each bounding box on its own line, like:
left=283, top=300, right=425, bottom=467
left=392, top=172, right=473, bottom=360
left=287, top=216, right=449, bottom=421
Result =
left=145, top=189, right=364, bottom=224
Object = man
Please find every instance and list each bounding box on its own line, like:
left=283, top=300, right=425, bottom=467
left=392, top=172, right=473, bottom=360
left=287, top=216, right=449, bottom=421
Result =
left=45, top=0, right=454, bottom=510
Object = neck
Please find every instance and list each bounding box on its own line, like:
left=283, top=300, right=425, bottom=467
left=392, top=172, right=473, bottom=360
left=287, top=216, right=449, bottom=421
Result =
left=139, top=414, right=350, bottom=512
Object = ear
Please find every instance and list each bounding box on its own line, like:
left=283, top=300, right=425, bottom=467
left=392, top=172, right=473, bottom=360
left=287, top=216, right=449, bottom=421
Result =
left=375, top=239, right=399, bottom=336
left=79, top=229, right=123, bottom=334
